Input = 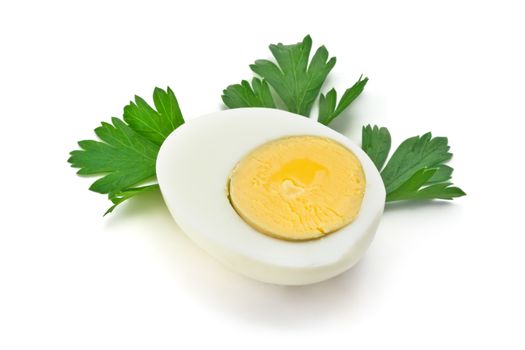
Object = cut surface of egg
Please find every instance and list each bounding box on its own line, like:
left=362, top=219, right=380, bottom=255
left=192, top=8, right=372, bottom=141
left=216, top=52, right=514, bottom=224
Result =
left=157, top=108, right=385, bottom=285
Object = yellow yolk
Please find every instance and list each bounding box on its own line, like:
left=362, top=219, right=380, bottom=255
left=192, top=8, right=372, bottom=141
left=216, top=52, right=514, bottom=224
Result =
left=228, top=136, right=366, bottom=241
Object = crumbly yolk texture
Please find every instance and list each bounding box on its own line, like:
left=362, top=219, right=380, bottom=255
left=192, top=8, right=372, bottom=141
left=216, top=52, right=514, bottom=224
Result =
left=228, top=136, right=366, bottom=241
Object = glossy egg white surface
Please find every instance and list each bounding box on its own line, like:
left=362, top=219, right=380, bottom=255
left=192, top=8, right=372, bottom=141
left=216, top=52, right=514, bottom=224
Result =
left=156, top=108, right=386, bottom=285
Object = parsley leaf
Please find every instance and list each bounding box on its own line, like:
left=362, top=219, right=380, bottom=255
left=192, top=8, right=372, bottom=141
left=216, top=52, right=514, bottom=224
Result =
left=362, top=125, right=466, bottom=202
left=222, top=78, right=275, bottom=108
left=69, top=87, right=184, bottom=214
left=386, top=169, right=465, bottom=201
left=68, top=118, right=159, bottom=194
left=318, top=76, right=369, bottom=125
left=124, top=87, right=184, bottom=146
left=361, top=125, right=391, bottom=169
left=426, top=165, right=453, bottom=184
left=222, top=35, right=367, bottom=126
left=250, top=35, right=336, bottom=116
left=381, top=132, right=452, bottom=193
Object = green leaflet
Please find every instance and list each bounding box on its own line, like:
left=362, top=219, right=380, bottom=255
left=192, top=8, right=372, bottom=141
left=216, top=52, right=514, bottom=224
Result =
left=362, top=125, right=465, bottom=202
left=68, top=118, right=159, bottom=194
left=222, top=35, right=367, bottom=126
left=124, top=87, right=184, bottom=146
left=250, top=35, right=335, bottom=116
left=222, top=78, right=275, bottom=108
left=361, top=125, right=391, bottom=170
left=318, top=76, right=369, bottom=125
left=381, top=132, right=452, bottom=194
left=386, top=168, right=465, bottom=201
left=69, top=87, right=184, bottom=214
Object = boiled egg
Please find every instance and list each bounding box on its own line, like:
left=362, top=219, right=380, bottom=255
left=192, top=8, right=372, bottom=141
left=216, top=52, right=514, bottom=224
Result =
left=156, top=108, right=385, bottom=285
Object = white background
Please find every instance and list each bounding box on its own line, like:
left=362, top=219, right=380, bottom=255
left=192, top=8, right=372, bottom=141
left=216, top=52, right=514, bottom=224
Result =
left=1, top=0, right=524, bottom=349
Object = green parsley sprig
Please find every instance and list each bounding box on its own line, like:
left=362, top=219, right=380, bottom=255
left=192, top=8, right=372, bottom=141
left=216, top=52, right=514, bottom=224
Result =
left=222, top=35, right=368, bottom=125
left=68, top=87, right=184, bottom=214
left=362, top=125, right=465, bottom=201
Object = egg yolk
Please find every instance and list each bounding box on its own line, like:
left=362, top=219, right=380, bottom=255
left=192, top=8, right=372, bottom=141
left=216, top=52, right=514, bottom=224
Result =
left=227, top=136, right=366, bottom=241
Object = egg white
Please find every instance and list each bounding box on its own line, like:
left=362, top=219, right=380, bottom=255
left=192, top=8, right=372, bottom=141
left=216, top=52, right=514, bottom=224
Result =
left=156, top=108, right=385, bottom=285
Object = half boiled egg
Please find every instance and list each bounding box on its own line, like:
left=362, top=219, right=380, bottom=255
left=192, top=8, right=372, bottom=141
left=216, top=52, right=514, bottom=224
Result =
left=156, top=108, right=385, bottom=285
